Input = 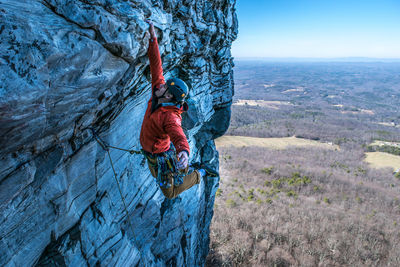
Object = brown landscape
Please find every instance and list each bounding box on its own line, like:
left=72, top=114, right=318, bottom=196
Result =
left=206, top=61, right=400, bottom=266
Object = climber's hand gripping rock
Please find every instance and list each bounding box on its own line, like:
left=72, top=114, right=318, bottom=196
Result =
left=145, top=20, right=156, bottom=39
left=176, top=151, right=189, bottom=170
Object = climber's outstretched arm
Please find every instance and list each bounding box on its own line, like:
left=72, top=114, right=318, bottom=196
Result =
left=146, top=20, right=165, bottom=92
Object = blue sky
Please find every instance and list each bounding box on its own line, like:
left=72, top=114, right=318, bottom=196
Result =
left=232, top=0, right=400, bottom=58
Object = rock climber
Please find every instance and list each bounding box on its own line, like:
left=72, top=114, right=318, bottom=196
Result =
left=140, top=20, right=216, bottom=199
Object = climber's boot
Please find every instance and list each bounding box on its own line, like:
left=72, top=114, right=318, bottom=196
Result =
left=191, top=163, right=219, bottom=178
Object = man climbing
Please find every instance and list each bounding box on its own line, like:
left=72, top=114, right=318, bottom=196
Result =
left=140, top=21, right=214, bottom=199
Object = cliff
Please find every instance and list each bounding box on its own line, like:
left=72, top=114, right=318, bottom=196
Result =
left=0, top=0, right=237, bottom=266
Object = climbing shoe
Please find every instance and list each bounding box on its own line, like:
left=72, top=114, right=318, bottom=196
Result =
left=191, top=163, right=219, bottom=177
left=198, top=169, right=206, bottom=177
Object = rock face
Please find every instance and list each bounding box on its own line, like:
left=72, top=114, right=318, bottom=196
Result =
left=0, top=0, right=237, bottom=266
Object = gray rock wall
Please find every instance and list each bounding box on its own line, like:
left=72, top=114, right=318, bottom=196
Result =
left=0, top=0, right=237, bottom=266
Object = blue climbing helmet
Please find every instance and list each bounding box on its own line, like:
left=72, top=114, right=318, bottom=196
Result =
left=166, top=78, right=189, bottom=102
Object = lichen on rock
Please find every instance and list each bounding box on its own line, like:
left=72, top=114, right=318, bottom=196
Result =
left=0, top=0, right=237, bottom=266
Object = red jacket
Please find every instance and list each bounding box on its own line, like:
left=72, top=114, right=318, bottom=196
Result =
left=139, top=37, right=190, bottom=155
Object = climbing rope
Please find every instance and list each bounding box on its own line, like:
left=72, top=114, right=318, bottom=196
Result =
left=91, top=129, right=146, bottom=266
left=91, top=128, right=142, bottom=155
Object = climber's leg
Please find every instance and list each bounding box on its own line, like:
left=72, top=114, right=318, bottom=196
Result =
left=161, top=169, right=201, bottom=199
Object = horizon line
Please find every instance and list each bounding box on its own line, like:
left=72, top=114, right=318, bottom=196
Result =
left=233, top=57, right=400, bottom=62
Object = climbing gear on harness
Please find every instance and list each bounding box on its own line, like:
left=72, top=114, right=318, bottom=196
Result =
left=142, top=143, right=185, bottom=188
left=91, top=129, right=146, bottom=266
left=166, top=78, right=189, bottom=102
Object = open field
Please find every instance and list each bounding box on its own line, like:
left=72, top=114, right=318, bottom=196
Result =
left=215, top=135, right=337, bottom=150
left=233, top=99, right=293, bottom=110
left=365, top=152, right=400, bottom=170
left=216, top=135, right=400, bottom=171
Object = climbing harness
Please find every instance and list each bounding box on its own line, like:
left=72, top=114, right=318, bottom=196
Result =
left=142, top=143, right=185, bottom=188
left=90, top=129, right=146, bottom=266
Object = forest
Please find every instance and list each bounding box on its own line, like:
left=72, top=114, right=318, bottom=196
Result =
left=207, top=61, right=400, bottom=266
